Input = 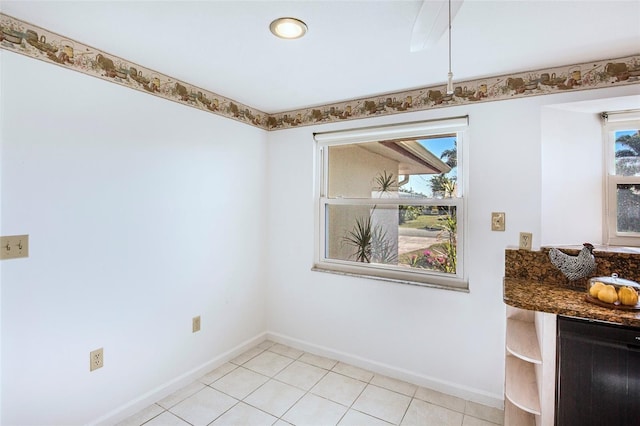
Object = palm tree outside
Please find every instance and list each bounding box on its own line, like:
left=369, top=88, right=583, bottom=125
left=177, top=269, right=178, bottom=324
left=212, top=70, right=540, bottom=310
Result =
left=615, top=130, right=640, bottom=176
left=615, top=131, right=640, bottom=158
left=614, top=129, right=640, bottom=233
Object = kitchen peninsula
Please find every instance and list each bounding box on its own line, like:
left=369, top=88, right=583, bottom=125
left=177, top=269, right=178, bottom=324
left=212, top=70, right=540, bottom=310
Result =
left=502, top=246, right=640, bottom=425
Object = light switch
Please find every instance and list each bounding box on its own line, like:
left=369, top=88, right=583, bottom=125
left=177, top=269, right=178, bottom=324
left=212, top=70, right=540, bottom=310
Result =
left=0, top=235, right=29, bottom=260
left=491, top=212, right=505, bottom=231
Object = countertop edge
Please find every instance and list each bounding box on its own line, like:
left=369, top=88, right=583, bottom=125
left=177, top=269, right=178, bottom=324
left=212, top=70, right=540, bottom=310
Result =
left=504, top=278, right=640, bottom=328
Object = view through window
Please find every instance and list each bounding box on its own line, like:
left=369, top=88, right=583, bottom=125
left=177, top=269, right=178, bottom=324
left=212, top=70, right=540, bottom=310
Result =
left=613, top=128, right=640, bottom=236
left=315, top=118, right=467, bottom=289
left=604, top=111, right=640, bottom=246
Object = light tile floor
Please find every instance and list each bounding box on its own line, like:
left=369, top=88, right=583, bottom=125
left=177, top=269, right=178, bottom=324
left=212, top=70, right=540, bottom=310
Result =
left=117, top=341, right=504, bottom=426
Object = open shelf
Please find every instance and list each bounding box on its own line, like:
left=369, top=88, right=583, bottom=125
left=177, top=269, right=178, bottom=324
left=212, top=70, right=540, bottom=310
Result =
left=506, top=305, right=535, bottom=322
left=505, top=398, right=535, bottom=426
left=505, top=354, right=541, bottom=415
left=504, top=299, right=557, bottom=424
left=506, top=318, right=542, bottom=364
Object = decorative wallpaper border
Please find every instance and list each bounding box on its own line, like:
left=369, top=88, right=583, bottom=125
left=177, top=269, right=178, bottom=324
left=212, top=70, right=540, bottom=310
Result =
left=1, top=13, right=639, bottom=131
left=0, top=13, right=269, bottom=129
left=271, top=54, right=640, bottom=129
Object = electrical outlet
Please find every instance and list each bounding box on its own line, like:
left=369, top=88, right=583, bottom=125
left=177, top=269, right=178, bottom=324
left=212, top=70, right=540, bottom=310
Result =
left=0, top=235, right=29, bottom=260
left=491, top=212, right=506, bottom=231
left=90, top=348, right=103, bottom=372
left=519, top=232, right=533, bottom=250
left=192, top=316, right=201, bottom=333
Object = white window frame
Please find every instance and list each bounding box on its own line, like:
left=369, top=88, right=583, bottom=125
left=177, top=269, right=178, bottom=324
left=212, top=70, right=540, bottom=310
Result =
left=313, top=117, right=468, bottom=291
left=603, top=110, right=640, bottom=246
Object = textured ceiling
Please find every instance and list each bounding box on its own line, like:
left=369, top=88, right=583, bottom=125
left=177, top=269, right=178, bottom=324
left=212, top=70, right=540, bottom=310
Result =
left=2, top=0, right=639, bottom=113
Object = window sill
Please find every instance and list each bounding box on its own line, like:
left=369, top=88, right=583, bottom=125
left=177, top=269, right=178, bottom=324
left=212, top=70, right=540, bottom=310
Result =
left=312, top=265, right=469, bottom=293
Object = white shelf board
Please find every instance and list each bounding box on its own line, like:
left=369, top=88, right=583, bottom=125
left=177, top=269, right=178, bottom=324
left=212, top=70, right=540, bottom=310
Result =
left=506, top=305, right=535, bottom=322
left=505, top=355, right=541, bottom=415
left=506, top=318, right=542, bottom=364
left=504, top=398, right=536, bottom=426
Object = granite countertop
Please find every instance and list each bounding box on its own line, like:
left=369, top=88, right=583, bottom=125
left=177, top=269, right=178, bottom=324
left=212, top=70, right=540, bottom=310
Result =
left=504, top=278, right=640, bottom=328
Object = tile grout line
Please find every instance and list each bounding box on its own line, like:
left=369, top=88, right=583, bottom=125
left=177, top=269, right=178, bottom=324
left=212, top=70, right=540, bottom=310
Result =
left=265, top=347, right=326, bottom=425
left=334, top=368, right=388, bottom=425
left=137, top=404, right=166, bottom=426
left=130, top=341, right=503, bottom=426
left=237, top=346, right=308, bottom=425
left=397, top=386, right=419, bottom=426
left=264, top=344, right=337, bottom=424
left=242, top=349, right=369, bottom=425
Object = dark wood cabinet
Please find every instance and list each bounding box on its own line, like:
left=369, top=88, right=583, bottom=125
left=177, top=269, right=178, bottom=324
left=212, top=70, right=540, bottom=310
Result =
left=556, top=316, right=640, bottom=426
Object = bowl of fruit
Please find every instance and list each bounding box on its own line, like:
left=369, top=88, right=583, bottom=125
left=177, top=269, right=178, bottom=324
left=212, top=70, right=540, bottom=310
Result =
left=586, top=274, right=640, bottom=310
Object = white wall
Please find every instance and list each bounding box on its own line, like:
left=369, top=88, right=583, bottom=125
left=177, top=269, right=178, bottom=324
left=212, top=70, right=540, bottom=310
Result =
left=2, top=46, right=638, bottom=424
left=540, top=95, right=640, bottom=246
left=0, top=52, right=268, bottom=425
left=265, top=85, right=639, bottom=406
left=541, top=107, right=604, bottom=245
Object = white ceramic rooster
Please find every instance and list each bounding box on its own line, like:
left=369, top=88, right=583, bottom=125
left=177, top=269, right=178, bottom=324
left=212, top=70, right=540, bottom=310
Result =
left=548, top=243, right=596, bottom=281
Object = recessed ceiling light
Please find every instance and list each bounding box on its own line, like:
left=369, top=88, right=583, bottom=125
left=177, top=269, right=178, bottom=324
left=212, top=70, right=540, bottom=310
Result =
left=270, top=17, right=307, bottom=40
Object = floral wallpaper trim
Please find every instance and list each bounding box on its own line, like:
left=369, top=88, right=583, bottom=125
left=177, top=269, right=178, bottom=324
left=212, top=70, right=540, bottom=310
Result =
left=0, top=13, right=269, bottom=129
left=270, top=54, right=640, bottom=129
left=1, top=13, right=639, bottom=132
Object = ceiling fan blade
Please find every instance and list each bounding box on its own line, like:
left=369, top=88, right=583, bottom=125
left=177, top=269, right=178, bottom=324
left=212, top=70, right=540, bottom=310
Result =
left=410, top=0, right=464, bottom=52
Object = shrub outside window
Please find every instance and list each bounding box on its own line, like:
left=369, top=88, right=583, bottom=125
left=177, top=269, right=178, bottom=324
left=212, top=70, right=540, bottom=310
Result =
left=314, top=118, right=468, bottom=290
left=603, top=111, right=640, bottom=246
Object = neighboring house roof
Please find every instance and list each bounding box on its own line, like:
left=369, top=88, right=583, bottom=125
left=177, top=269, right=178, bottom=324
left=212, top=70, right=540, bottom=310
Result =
left=362, top=140, right=452, bottom=175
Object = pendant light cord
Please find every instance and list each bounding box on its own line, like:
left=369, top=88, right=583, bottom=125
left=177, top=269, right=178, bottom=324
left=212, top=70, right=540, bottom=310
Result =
left=446, top=0, right=454, bottom=94
left=448, top=0, right=451, bottom=75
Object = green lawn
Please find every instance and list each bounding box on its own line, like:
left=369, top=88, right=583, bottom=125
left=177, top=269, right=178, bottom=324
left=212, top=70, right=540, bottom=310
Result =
left=400, top=214, right=446, bottom=230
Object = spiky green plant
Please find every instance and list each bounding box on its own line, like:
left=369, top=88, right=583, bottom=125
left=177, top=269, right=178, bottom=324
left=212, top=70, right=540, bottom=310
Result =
left=436, top=207, right=457, bottom=273
left=343, top=207, right=397, bottom=264
left=343, top=215, right=373, bottom=263
left=371, top=224, right=398, bottom=264
left=374, top=171, right=395, bottom=194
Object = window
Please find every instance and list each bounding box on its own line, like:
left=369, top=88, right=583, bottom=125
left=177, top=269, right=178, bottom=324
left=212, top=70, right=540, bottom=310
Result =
left=314, top=117, right=468, bottom=290
left=603, top=110, right=640, bottom=246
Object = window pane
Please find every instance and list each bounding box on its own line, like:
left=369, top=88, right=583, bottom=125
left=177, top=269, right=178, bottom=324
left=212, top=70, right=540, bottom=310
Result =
left=325, top=204, right=457, bottom=274
left=614, top=130, right=640, bottom=176
left=617, top=184, right=640, bottom=233
left=326, top=136, right=457, bottom=199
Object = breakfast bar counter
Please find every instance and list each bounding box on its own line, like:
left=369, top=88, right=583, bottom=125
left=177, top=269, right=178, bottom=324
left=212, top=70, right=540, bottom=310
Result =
left=503, top=245, right=640, bottom=327
left=503, top=278, right=640, bottom=327
left=502, top=246, right=640, bottom=425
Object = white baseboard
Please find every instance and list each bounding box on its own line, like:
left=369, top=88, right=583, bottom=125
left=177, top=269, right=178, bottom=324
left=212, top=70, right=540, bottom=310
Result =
left=90, top=329, right=503, bottom=425
left=90, top=332, right=268, bottom=426
left=266, top=331, right=504, bottom=410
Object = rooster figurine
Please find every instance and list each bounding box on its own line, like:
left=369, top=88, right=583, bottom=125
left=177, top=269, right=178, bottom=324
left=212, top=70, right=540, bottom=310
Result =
left=549, top=243, right=596, bottom=281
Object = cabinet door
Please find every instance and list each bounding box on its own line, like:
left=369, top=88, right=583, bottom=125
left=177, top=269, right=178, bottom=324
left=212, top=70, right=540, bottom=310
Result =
left=556, top=317, right=640, bottom=426
left=628, top=344, right=640, bottom=422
